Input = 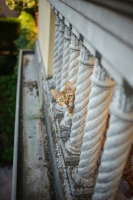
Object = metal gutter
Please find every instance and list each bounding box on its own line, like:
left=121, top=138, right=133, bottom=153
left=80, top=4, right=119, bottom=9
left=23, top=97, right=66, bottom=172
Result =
left=11, top=50, right=22, bottom=200
left=11, top=50, right=35, bottom=200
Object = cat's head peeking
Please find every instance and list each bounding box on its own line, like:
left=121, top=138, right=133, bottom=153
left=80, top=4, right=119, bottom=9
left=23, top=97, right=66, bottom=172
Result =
left=50, top=81, right=75, bottom=109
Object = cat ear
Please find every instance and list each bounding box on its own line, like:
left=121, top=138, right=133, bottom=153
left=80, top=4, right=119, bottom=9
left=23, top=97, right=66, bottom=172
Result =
left=50, top=89, right=60, bottom=99
left=65, top=81, right=76, bottom=92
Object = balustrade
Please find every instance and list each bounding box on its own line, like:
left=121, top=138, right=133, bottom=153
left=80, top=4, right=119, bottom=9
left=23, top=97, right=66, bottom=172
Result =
left=71, top=58, right=115, bottom=188
left=92, top=82, right=133, bottom=200
left=37, top=3, right=133, bottom=199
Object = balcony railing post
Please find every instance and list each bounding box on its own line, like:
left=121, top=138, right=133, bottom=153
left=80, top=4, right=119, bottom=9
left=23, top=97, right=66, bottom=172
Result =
left=92, top=82, right=133, bottom=200
left=60, top=25, right=71, bottom=91
left=56, top=20, right=65, bottom=90
left=50, top=15, right=60, bottom=88
left=72, top=58, right=115, bottom=187
left=60, top=33, right=80, bottom=131
left=65, top=45, right=95, bottom=154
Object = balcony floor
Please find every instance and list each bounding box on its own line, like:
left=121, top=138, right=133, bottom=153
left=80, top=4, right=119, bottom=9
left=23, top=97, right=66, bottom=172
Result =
left=16, top=53, right=55, bottom=200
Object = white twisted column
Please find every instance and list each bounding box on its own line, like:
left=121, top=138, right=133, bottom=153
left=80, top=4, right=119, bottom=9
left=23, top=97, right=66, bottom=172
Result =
left=60, top=26, right=71, bottom=91
left=60, top=34, right=80, bottom=130
left=68, top=34, right=80, bottom=87
left=72, top=59, right=115, bottom=187
left=65, top=46, right=95, bottom=154
left=92, top=83, right=133, bottom=200
left=50, top=16, right=60, bottom=88
left=56, top=20, right=65, bottom=90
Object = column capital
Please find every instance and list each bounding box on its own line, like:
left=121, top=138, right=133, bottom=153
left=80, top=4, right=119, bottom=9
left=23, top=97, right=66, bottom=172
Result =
left=78, top=45, right=95, bottom=67
left=59, top=20, right=65, bottom=32
left=111, top=82, right=133, bottom=121
left=69, top=34, right=80, bottom=51
left=90, top=59, right=115, bottom=88
left=55, top=16, right=60, bottom=26
left=64, top=26, right=71, bottom=40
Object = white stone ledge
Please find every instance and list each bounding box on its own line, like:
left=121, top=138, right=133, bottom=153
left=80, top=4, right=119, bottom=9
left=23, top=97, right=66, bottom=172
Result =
left=60, top=0, right=133, bottom=48
left=48, top=0, right=133, bottom=87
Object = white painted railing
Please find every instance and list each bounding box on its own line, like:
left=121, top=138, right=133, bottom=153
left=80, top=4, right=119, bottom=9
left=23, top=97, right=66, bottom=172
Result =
left=37, top=1, right=133, bottom=199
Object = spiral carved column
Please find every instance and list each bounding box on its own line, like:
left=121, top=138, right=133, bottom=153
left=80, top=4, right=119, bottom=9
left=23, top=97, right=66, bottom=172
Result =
left=60, top=26, right=71, bottom=91
left=60, top=34, right=80, bottom=130
left=92, top=83, right=133, bottom=200
left=49, top=16, right=60, bottom=89
left=65, top=46, right=95, bottom=154
left=72, top=59, right=115, bottom=187
left=56, top=20, right=65, bottom=90
left=68, top=34, right=80, bottom=87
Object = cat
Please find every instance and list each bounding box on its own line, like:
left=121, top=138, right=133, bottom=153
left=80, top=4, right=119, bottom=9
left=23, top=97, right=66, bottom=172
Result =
left=50, top=81, right=75, bottom=118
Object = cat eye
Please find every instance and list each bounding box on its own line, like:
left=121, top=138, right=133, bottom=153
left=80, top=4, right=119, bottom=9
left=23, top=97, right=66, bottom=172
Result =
left=68, top=95, right=72, bottom=99
left=60, top=98, right=64, bottom=102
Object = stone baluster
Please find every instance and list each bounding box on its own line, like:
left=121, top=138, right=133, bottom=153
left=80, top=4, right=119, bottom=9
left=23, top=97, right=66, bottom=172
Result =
left=72, top=59, right=115, bottom=187
left=92, top=82, right=133, bottom=200
left=56, top=20, right=65, bottom=90
left=68, top=34, right=80, bottom=87
left=65, top=46, right=95, bottom=154
left=49, top=15, right=60, bottom=89
left=60, top=33, right=80, bottom=130
left=60, top=26, right=71, bottom=91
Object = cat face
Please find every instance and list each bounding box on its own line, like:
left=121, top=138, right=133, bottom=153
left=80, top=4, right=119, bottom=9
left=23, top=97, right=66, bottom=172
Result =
left=50, top=81, right=75, bottom=109
left=56, top=90, right=74, bottom=108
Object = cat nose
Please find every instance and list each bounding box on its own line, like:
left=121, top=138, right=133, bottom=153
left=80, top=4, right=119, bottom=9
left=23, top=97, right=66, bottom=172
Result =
left=65, top=101, right=69, bottom=106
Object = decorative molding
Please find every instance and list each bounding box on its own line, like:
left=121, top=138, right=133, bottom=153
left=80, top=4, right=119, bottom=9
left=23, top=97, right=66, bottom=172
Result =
left=64, top=25, right=71, bottom=40
left=111, top=83, right=133, bottom=121
left=69, top=34, right=80, bottom=52
left=90, top=59, right=115, bottom=88
left=58, top=19, right=65, bottom=32
left=48, top=0, right=133, bottom=87
left=72, top=166, right=97, bottom=187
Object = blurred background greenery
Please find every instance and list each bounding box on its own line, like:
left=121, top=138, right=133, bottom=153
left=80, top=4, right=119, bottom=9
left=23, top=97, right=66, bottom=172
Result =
left=0, top=2, right=38, bottom=166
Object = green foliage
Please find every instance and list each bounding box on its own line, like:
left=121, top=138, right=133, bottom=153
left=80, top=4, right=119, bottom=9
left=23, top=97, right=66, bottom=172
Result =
left=16, top=11, right=38, bottom=50
left=19, top=11, right=36, bottom=30
left=1, top=146, right=13, bottom=165
left=0, top=54, right=17, bottom=75
left=0, top=61, right=18, bottom=166
left=6, top=0, right=38, bottom=12
left=0, top=11, right=37, bottom=166
left=0, top=18, right=20, bottom=51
